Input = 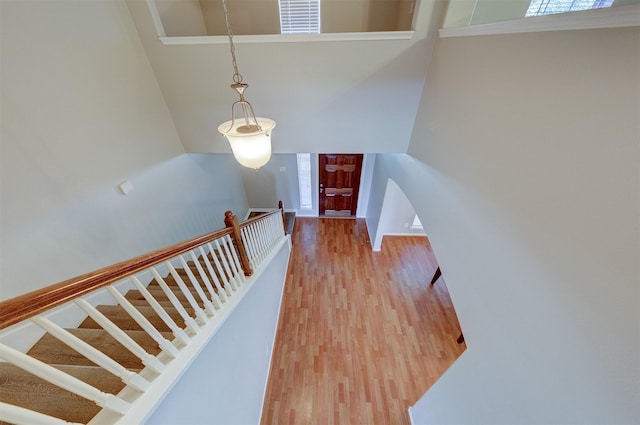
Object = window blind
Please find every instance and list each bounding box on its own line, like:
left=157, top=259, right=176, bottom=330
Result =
left=279, top=0, right=320, bottom=34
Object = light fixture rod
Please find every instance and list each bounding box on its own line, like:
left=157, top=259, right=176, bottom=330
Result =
left=218, top=0, right=275, bottom=170
left=221, top=0, right=261, bottom=133
left=222, top=0, right=242, bottom=84
left=229, top=99, right=259, bottom=131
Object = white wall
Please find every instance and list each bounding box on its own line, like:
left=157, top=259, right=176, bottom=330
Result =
left=241, top=154, right=301, bottom=210
left=155, top=0, right=208, bottom=36
left=442, top=0, right=476, bottom=28
left=199, top=0, right=281, bottom=35
left=372, top=178, right=425, bottom=250
left=240, top=152, right=375, bottom=217
left=0, top=0, right=249, bottom=299
left=323, top=0, right=413, bottom=32
left=371, top=27, right=640, bottom=423
left=125, top=0, right=447, bottom=155
left=144, top=241, right=290, bottom=425
left=443, top=0, right=531, bottom=29
left=355, top=153, right=376, bottom=218
left=469, top=0, right=530, bottom=24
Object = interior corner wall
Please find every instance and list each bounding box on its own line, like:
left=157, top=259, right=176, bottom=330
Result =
left=0, top=0, right=249, bottom=300
left=372, top=27, right=639, bottom=424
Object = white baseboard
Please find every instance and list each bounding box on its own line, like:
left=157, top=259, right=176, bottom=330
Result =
left=383, top=233, right=428, bottom=237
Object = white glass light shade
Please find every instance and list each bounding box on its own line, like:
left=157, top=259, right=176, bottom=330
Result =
left=218, top=117, right=276, bottom=169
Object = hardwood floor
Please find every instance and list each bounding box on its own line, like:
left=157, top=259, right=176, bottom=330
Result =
left=261, top=218, right=465, bottom=425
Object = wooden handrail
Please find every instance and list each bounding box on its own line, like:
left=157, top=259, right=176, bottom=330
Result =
left=0, top=207, right=283, bottom=331
left=238, top=208, right=283, bottom=229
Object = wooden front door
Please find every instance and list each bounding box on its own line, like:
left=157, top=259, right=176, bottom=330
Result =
left=319, top=154, right=363, bottom=216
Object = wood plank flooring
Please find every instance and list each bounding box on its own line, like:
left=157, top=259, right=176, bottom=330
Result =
left=261, top=218, right=465, bottom=425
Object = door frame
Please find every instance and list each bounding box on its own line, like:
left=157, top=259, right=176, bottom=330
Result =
left=298, top=153, right=374, bottom=218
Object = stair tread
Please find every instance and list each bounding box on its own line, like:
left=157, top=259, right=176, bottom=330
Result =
left=78, top=304, right=188, bottom=333
left=0, top=362, right=122, bottom=423
left=126, top=297, right=180, bottom=308
left=126, top=287, right=207, bottom=307
left=157, top=273, right=228, bottom=291
left=154, top=273, right=219, bottom=290
left=134, top=284, right=200, bottom=295
left=0, top=264, right=225, bottom=423
left=167, top=260, right=231, bottom=286
left=27, top=328, right=167, bottom=370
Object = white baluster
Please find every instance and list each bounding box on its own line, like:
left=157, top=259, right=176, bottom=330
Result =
left=0, top=402, right=84, bottom=425
left=258, top=219, right=270, bottom=259
left=179, top=254, right=216, bottom=315
left=74, top=298, right=166, bottom=373
left=215, top=238, right=239, bottom=290
left=262, top=218, right=272, bottom=254
left=269, top=214, right=278, bottom=241
left=263, top=218, right=275, bottom=257
left=253, top=222, right=266, bottom=263
left=241, top=226, right=258, bottom=269
left=166, top=260, right=209, bottom=324
left=250, top=222, right=265, bottom=265
left=269, top=214, right=283, bottom=250
left=125, top=277, right=189, bottom=350
left=31, top=317, right=150, bottom=392
left=222, top=236, right=243, bottom=284
left=0, top=343, right=130, bottom=415
left=273, top=212, right=284, bottom=238
left=249, top=223, right=264, bottom=265
left=269, top=214, right=280, bottom=248
left=189, top=249, right=223, bottom=308
left=151, top=267, right=201, bottom=333
left=264, top=217, right=273, bottom=245
left=205, top=243, right=232, bottom=297
left=223, top=234, right=246, bottom=285
left=209, top=240, right=229, bottom=284
left=199, top=246, right=228, bottom=302
left=256, top=220, right=267, bottom=259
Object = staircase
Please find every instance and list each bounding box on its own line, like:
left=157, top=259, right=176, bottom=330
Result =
left=0, top=208, right=288, bottom=425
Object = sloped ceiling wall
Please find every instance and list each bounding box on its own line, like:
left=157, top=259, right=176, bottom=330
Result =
left=125, top=0, right=444, bottom=155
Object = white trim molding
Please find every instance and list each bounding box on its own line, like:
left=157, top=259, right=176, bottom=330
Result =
left=146, top=0, right=166, bottom=38
left=147, top=0, right=414, bottom=44
left=159, top=31, right=414, bottom=45
left=440, top=3, right=640, bottom=38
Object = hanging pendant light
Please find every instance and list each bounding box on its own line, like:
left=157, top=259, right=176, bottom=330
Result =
left=218, top=0, right=275, bottom=170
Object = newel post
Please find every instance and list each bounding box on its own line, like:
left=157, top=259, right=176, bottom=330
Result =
left=278, top=200, right=286, bottom=235
left=224, top=211, right=253, bottom=277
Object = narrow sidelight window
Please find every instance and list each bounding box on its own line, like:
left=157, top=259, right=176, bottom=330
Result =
left=297, top=153, right=313, bottom=210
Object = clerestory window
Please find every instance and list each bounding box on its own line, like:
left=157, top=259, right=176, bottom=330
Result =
left=526, top=0, right=614, bottom=17
left=279, top=0, right=321, bottom=34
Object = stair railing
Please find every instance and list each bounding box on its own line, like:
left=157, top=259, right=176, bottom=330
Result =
left=0, top=206, right=287, bottom=425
